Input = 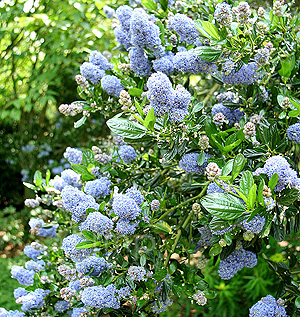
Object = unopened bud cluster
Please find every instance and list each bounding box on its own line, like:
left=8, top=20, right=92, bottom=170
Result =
left=25, top=196, right=41, bottom=208
left=192, top=290, right=207, bottom=306
left=75, top=75, right=89, bottom=90
left=213, top=112, right=226, bottom=126
left=59, top=103, right=83, bottom=117
left=262, top=185, right=272, bottom=197
left=243, top=122, right=256, bottom=140
left=206, top=163, right=221, bottom=181
left=273, top=0, right=284, bottom=17
left=118, top=63, right=131, bottom=73
left=119, top=90, right=132, bottom=107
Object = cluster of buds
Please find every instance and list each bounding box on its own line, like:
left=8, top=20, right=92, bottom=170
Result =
left=213, top=112, right=226, bottom=127
left=257, top=6, right=266, bottom=18
left=75, top=74, right=89, bottom=90
left=118, top=63, right=131, bottom=73
left=192, top=203, right=201, bottom=213
left=273, top=0, right=284, bottom=17
left=192, top=290, right=207, bottom=306
left=243, top=122, right=256, bottom=140
left=150, top=199, right=160, bottom=212
left=262, top=185, right=272, bottom=198
left=25, top=196, right=41, bottom=208
left=250, top=114, right=263, bottom=125
left=219, top=239, right=227, bottom=247
left=40, top=276, right=51, bottom=284
left=233, top=1, right=251, bottom=24
left=169, top=34, right=177, bottom=45
left=119, top=90, right=132, bottom=109
left=243, top=231, right=255, bottom=241
left=281, top=97, right=290, bottom=110
left=60, top=287, right=76, bottom=301
left=199, top=135, right=210, bottom=150
left=59, top=102, right=83, bottom=117
left=256, top=22, right=269, bottom=34
left=206, top=162, right=221, bottom=181
left=197, top=257, right=209, bottom=270
left=58, top=265, right=77, bottom=281
left=95, top=153, right=112, bottom=164
left=79, top=277, right=95, bottom=288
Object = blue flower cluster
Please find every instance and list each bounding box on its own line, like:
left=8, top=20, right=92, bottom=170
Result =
left=153, top=53, right=175, bottom=75
left=214, top=2, right=233, bottom=26
left=28, top=218, right=58, bottom=238
left=84, top=177, right=111, bottom=198
left=23, top=244, right=44, bottom=260
left=167, top=13, right=200, bottom=45
left=222, top=62, right=261, bottom=85
left=118, top=144, right=137, bottom=164
left=0, top=309, right=25, bottom=316
left=61, top=169, right=82, bottom=189
left=197, top=226, right=213, bottom=248
left=25, top=259, right=45, bottom=273
left=218, top=248, right=257, bottom=280
left=54, top=300, right=70, bottom=313
left=81, top=285, right=120, bottom=309
left=241, top=215, right=265, bottom=234
left=211, top=103, right=244, bottom=125
left=11, top=266, right=35, bottom=286
left=249, top=295, right=287, bottom=317
left=129, top=47, right=151, bottom=76
left=63, top=147, right=83, bottom=165
left=76, top=256, right=111, bottom=277
left=61, top=186, right=99, bottom=222
left=80, top=50, right=112, bottom=85
left=18, top=289, right=49, bottom=312
left=127, top=265, right=147, bottom=281
left=62, top=234, right=92, bottom=261
left=179, top=152, right=210, bottom=174
left=70, top=307, right=88, bottom=317
left=79, top=211, right=113, bottom=235
left=151, top=296, right=174, bottom=314
left=101, top=75, right=124, bottom=97
left=287, top=122, right=300, bottom=143
left=13, top=288, right=28, bottom=299
left=254, top=155, right=300, bottom=191
left=117, top=286, right=131, bottom=298
left=115, top=219, right=138, bottom=235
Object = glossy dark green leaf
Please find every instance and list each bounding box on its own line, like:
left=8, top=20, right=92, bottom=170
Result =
left=268, top=173, right=279, bottom=190
left=193, top=46, right=222, bottom=62
left=74, top=116, right=87, bottom=128
left=81, top=230, right=98, bottom=242
left=231, top=153, right=246, bottom=181
left=239, top=170, right=254, bottom=198
left=144, top=107, right=156, bottom=131
left=192, top=102, right=205, bottom=113
left=222, top=159, right=234, bottom=176
left=141, top=0, right=157, bottom=10
left=197, top=152, right=206, bottom=166
left=201, top=193, right=246, bottom=220
left=247, top=183, right=257, bottom=210
left=107, top=117, right=147, bottom=139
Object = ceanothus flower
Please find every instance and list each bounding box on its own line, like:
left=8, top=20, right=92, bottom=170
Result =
left=129, top=47, right=151, bottom=76
left=70, top=308, right=88, bottom=317
left=0, top=309, right=25, bottom=317
left=218, top=248, right=257, bottom=280
left=151, top=296, right=174, bottom=314
left=117, top=286, right=131, bottom=298
left=62, top=234, right=92, bottom=261
left=84, top=177, right=111, bottom=198
left=28, top=218, right=58, bottom=238
left=23, top=245, right=44, bottom=260
left=197, top=226, right=213, bottom=248
left=116, top=5, right=133, bottom=30
left=127, top=265, right=147, bottom=281
left=147, top=72, right=175, bottom=116
left=11, top=266, right=35, bottom=286
left=254, top=48, right=270, bottom=66
left=13, top=288, right=28, bottom=299
left=173, top=51, right=217, bottom=74
left=118, top=145, right=137, bottom=164
left=249, top=295, right=287, bottom=317
left=69, top=279, right=81, bottom=292
left=254, top=155, right=300, bottom=192
left=169, top=108, right=188, bottom=123
left=153, top=53, right=175, bottom=75
left=214, top=2, right=233, bottom=26
left=25, top=259, right=45, bottom=273
left=115, top=220, right=138, bottom=235
left=212, top=103, right=244, bottom=125
left=76, top=256, right=111, bottom=276
left=81, top=285, right=120, bottom=309
left=103, top=5, right=115, bottom=19
left=80, top=62, right=105, bottom=85
left=63, top=147, right=83, bottom=165
left=61, top=186, right=99, bottom=222
left=222, top=62, right=260, bottom=85
left=287, top=123, right=300, bottom=143
left=179, top=152, right=210, bottom=174
left=125, top=186, right=144, bottom=205
left=101, top=75, right=124, bottom=97
left=89, top=50, right=113, bottom=70
left=79, top=212, right=113, bottom=235
left=54, top=300, right=70, bottom=313
left=168, top=13, right=200, bottom=45
left=18, top=289, right=49, bottom=312
left=130, top=9, right=162, bottom=51
left=61, top=169, right=82, bottom=189
left=241, top=215, right=265, bottom=234
left=112, top=194, right=141, bottom=220
left=50, top=175, right=67, bottom=191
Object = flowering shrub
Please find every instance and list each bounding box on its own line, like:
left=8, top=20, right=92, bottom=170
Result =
left=2, top=0, right=300, bottom=316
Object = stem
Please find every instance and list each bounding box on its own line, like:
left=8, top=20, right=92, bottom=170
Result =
left=154, top=184, right=208, bottom=223
left=203, top=83, right=220, bottom=104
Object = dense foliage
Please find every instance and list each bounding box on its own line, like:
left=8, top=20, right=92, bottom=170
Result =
left=1, top=0, right=300, bottom=316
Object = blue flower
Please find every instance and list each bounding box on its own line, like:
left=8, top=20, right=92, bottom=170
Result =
left=89, top=50, right=113, bottom=70
left=127, top=265, right=147, bottom=281
left=54, top=300, right=70, bottom=313
left=79, top=212, right=113, bottom=236
left=81, top=285, right=120, bottom=309
left=63, top=147, right=83, bottom=165
left=197, top=226, right=213, bottom=248
left=125, top=186, right=144, bottom=205
left=118, top=145, right=137, bottom=164
left=76, top=256, right=111, bottom=276
left=179, top=153, right=210, bottom=174
left=84, top=177, right=111, bottom=198
left=11, top=266, right=35, bottom=286
left=19, top=289, right=49, bottom=312
left=129, top=47, right=151, bottom=76
left=62, top=234, right=92, bottom=261
left=153, top=54, right=175, bottom=75
left=61, top=169, right=82, bottom=188
left=250, top=295, right=287, bottom=317
left=13, top=288, right=28, bottom=299
left=214, top=2, right=233, bottom=26
left=112, top=194, right=141, bottom=220
left=101, top=75, right=124, bottom=97
left=71, top=308, right=88, bottom=317
left=287, top=123, right=300, bottom=143
left=222, top=62, right=260, bottom=85
left=23, top=245, right=44, bottom=260
left=115, top=219, right=138, bottom=235
left=25, top=260, right=45, bottom=273
left=212, top=103, right=244, bottom=125
left=80, top=62, right=105, bottom=85
left=241, top=215, right=265, bottom=234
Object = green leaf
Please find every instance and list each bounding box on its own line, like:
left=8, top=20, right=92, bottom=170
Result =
left=192, top=102, right=204, bottom=113
left=74, top=116, right=87, bottom=128
left=257, top=179, right=265, bottom=205
left=128, top=88, right=143, bottom=97
left=71, top=164, right=94, bottom=181
left=278, top=55, right=295, bottom=78
left=247, top=184, right=257, bottom=210
left=295, top=296, right=300, bottom=309
left=231, top=153, right=246, bottom=181
left=45, top=169, right=51, bottom=185
left=152, top=221, right=172, bottom=234
left=34, top=170, right=42, bottom=187
left=193, top=46, right=222, bottom=62
left=290, top=97, right=300, bottom=111
left=239, top=171, right=254, bottom=198
left=107, top=117, right=147, bottom=139
left=277, top=188, right=299, bottom=206
left=144, top=107, right=156, bottom=131
left=209, top=244, right=223, bottom=257
left=99, top=201, right=106, bottom=212
left=197, top=152, right=206, bottom=166
left=23, top=182, right=38, bottom=191
left=268, top=173, right=279, bottom=190
left=201, top=193, right=246, bottom=220
left=82, top=149, right=95, bottom=166
left=75, top=241, right=98, bottom=249
left=152, top=268, right=167, bottom=281
left=223, top=232, right=232, bottom=246
left=141, top=0, right=157, bottom=10
left=288, top=109, right=300, bottom=117
left=195, top=20, right=220, bottom=40
left=134, top=100, right=145, bottom=119
left=81, top=230, right=98, bottom=242
left=140, top=254, right=147, bottom=267
left=222, top=159, right=234, bottom=176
